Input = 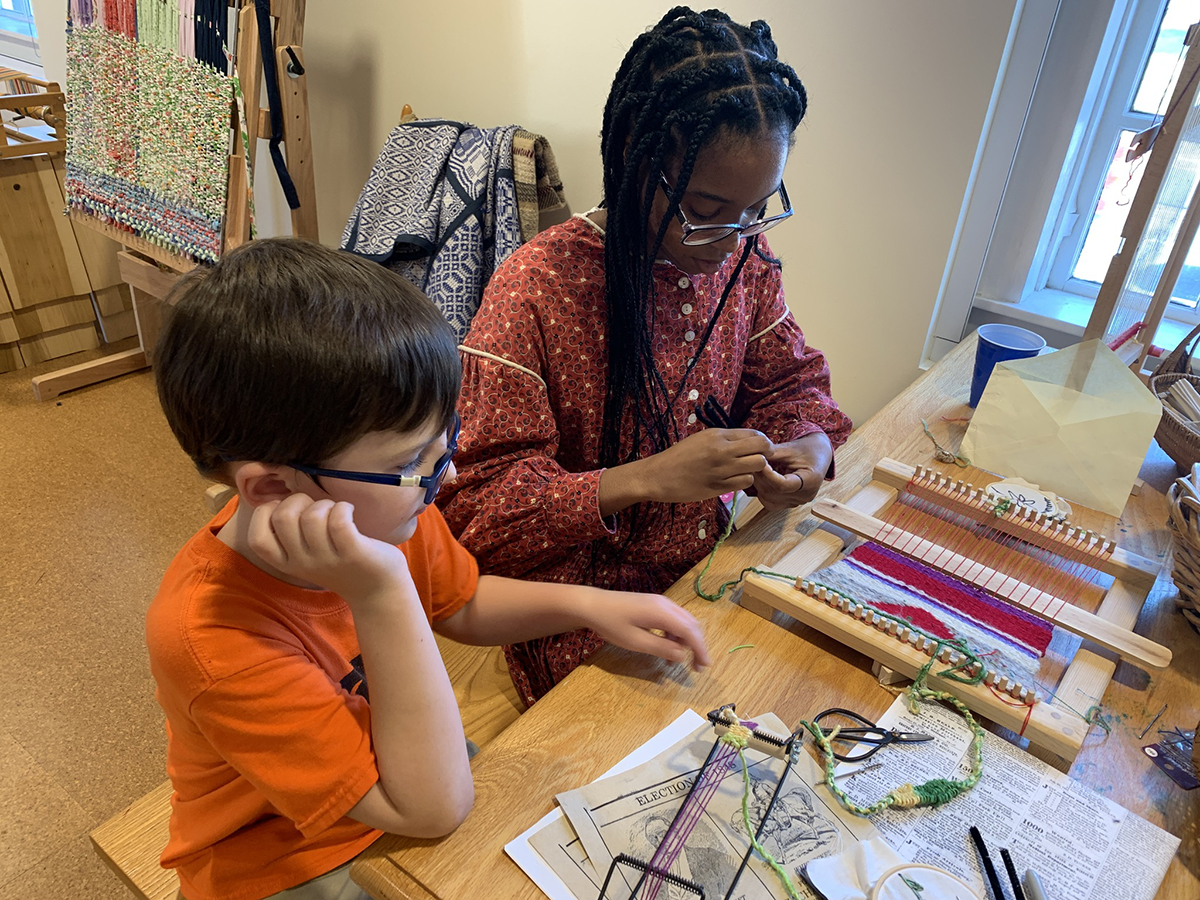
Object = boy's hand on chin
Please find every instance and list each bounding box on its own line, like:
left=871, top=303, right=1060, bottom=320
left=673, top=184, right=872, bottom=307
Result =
left=248, top=494, right=412, bottom=602
left=583, top=589, right=712, bottom=672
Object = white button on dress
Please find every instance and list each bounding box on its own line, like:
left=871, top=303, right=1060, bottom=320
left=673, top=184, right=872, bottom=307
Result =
left=681, top=303, right=693, bottom=315
left=687, top=389, right=699, bottom=401
left=687, top=413, right=697, bottom=424
left=685, top=330, right=696, bottom=342
left=678, top=276, right=691, bottom=289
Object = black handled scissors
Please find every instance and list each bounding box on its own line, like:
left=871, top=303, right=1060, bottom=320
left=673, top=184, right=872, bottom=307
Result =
left=813, top=708, right=934, bottom=762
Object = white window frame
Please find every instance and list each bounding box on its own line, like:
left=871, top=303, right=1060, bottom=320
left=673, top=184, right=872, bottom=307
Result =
left=0, top=0, right=40, bottom=70
left=1043, top=0, right=1197, bottom=311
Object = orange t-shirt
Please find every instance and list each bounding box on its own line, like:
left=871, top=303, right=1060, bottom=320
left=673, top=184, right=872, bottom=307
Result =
left=146, top=498, right=478, bottom=900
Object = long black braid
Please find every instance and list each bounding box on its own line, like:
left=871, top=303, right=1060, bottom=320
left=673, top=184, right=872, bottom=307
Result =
left=593, top=7, right=808, bottom=573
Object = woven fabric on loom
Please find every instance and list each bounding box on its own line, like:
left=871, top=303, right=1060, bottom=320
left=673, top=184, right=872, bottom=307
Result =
left=809, top=542, right=1054, bottom=688
left=64, top=21, right=233, bottom=264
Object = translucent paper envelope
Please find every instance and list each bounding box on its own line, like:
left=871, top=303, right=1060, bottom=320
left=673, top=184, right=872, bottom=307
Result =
left=961, top=339, right=1160, bottom=516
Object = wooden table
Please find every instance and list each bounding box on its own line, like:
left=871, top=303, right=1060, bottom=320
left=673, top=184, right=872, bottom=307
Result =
left=352, top=336, right=1200, bottom=899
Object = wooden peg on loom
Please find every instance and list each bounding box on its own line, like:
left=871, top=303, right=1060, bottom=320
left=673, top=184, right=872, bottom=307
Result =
left=810, top=498, right=1171, bottom=670
left=870, top=459, right=1158, bottom=587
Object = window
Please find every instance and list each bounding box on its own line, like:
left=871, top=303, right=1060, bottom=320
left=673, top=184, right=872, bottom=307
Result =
left=0, top=0, right=41, bottom=71
left=1046, top=0, right=1200, bottom=315
left=926, top=0, right=1200, bottom=364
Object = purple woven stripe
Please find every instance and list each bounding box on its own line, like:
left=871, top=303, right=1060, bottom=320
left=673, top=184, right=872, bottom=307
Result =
left=862, top=540, right=1052, bottom=633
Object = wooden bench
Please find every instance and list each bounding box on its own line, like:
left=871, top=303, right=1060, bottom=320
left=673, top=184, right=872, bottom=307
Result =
left=90, top=780, right=179, bottom=900
left=90, top=639, right=521, bottom=898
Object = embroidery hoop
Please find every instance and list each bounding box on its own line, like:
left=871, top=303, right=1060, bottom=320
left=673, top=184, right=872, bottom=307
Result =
left=868, top=863, right=984, bottom=900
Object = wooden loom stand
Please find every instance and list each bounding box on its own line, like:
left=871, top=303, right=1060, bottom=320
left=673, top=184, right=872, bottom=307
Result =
left=0, top=71, right=66, bottom=158
left=739, top=460, right=1165, bottom=762
left=1083, top=21, right=1200, bottom=376
left=31, top=0, right=317, bottom=401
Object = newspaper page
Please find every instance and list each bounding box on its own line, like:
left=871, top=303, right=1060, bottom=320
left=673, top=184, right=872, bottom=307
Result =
left=554, top=713, right=877, bottom=900
left=527, top=813, right=605, bottom=900
left=507, top=710, right=708, bottom=900
left=835, top=695, right=1180, bottom=900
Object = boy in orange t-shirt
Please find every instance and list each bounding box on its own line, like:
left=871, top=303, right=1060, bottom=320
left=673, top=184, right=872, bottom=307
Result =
left=147, top=239, right=711, bottom=900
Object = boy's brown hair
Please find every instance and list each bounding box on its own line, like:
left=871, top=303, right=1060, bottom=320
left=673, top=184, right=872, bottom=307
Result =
left=155, top=238, right=460, bottom=482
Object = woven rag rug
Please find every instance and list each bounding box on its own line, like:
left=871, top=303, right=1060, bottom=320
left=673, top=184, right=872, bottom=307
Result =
left=808, top=541, right=1054, bottom=690
left=64, top=23, right=233, bottom=264
left=512, top=129, right=566, bottom=243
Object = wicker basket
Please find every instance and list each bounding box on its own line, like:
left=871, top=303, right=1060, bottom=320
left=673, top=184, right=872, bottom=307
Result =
left=1149, top=321, right=1200, bottom=475
left=1166, top=475, right=1200, bottom=632
left=1149, top=372, right=1200, bottom=475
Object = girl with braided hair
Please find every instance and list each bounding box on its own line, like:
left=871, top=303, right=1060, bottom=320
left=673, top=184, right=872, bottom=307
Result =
left=441, top=7, right=852, bottom=705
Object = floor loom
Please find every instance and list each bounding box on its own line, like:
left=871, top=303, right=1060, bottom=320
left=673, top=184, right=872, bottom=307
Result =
left=32, top=0, right=317, bottom=401
left=739, top=458, right=1169, bottom=761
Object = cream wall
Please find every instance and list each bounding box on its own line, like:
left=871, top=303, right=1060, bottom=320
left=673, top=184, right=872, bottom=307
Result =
left=30, top=1, right=1017, bottom=425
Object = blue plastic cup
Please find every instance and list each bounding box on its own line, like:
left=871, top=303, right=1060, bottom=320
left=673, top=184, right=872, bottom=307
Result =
left=969, top=324, right=1046, bottom=407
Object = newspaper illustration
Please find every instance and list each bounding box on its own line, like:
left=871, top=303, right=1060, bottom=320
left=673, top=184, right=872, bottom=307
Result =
left=555, top=713, right=876, bottom=900
left=527, top=813, right=605, bottom=900
left=838, top=696, right=1180, bottom=900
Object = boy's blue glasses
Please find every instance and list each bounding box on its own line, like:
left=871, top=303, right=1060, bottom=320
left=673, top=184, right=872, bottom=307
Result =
left=290, top=413, right=460, bottom=506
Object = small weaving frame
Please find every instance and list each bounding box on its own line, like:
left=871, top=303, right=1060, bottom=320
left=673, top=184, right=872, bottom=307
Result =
left=737, top=456, right=1166, bottom=762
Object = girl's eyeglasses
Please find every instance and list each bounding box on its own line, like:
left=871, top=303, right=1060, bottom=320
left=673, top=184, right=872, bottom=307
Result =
left=291, top=413, right=460, bottom=506
left=659, top=172, right=792, bottom=246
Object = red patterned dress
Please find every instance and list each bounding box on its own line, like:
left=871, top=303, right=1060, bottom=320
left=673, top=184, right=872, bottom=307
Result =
left=439, top=214, right=852, bottom=705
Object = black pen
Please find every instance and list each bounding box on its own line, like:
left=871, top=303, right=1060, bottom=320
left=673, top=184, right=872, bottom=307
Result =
left=1000, top=848, right=1027, bottom=900
left=970, top=825, right=1007, bottom=900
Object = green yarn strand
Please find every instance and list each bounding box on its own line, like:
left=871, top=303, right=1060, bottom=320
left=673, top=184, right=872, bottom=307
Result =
left=735, top=748, right=804, bottom=900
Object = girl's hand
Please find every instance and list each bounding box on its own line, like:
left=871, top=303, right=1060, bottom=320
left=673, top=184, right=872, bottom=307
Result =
left=247, top=493, right=412, bottom=604
left=747, top=431, right=832, bottom=512
left=639, top=428, right=771, bottom=504
left=581, top=589, right=711, bottom=671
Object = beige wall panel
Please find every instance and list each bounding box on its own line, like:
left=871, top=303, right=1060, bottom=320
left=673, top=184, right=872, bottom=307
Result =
left=98, top=308, right=139, bottom=343
left=0, top=312, right=18, bottom=344
left=0, top=340, right=22, bottom=373
left=47, top=155, right=124, bottom=291
left=94, top=283, right=134, bottom=317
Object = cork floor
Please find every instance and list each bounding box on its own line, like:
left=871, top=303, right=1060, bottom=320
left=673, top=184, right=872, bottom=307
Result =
left=0, top=342, right=210, bottom=897
left=0, top=345, right=522, bottom=898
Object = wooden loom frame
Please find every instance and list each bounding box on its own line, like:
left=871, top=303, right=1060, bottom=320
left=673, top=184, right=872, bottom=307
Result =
left=0, top=71, right=67, bottom=159
left=1083, top=21, right=1200, bottom=377
left=31, top=0, right=317, bottom=401
left=740, top=459, right=1168, bottom=761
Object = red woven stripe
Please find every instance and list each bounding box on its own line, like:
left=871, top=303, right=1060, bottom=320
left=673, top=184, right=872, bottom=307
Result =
left=850, top=542, right=1053, bottom=656
left=873, top=603, right=953, bottom=641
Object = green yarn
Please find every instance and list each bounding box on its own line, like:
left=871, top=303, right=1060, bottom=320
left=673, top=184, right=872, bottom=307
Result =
left=734, top=747, right=804, bottom=900
left=694, top=494, right=991, bottom=823
left=137, top=0, right=180, bottom=52
left=805, top=579, right=987, bottom=687
left=693, top=494, right=795, bottom=601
